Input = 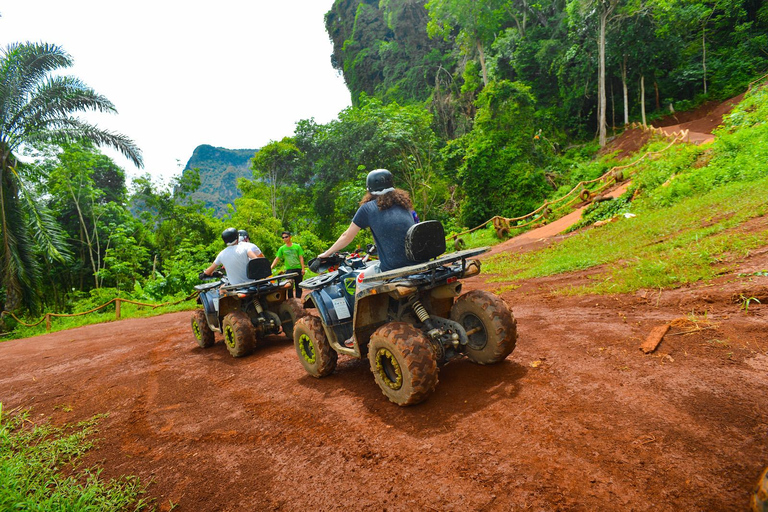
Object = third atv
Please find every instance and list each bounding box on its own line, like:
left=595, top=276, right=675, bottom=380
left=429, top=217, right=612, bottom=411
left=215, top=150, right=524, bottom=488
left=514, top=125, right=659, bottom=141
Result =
left=292, top=220, right=517, bottom=405
left=192, top=258, right=307, bottom=357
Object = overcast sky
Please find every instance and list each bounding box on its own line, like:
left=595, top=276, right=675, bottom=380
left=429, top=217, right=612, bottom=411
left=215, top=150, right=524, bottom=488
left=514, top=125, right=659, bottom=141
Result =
left=0, top=1, right=352, bottom=184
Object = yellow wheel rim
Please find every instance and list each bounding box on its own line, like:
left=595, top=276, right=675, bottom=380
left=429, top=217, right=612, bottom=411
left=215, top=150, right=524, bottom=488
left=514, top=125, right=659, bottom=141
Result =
left=224, top=325, right=236, bottom=348
left=375, top=348, right=403, bottom=390
left=299, top=333, right=316, bottom=364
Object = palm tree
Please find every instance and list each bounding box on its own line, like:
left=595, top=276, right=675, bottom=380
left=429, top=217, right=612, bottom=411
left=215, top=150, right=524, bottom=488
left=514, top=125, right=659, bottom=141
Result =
left=0, top=42, right=143, bottom=312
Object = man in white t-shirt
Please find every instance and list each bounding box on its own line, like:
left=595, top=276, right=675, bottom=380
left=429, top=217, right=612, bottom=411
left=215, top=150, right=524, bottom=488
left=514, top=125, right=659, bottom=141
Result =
left=200, top=227, right=263, bottom=285
left=237, top=229, right=264, bottom=259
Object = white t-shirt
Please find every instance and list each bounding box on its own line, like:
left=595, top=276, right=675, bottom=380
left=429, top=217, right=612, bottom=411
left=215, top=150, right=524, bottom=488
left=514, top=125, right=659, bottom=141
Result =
left=213, top=243, right=259, bottom=285
left=239, top=241, right=261, bottom=256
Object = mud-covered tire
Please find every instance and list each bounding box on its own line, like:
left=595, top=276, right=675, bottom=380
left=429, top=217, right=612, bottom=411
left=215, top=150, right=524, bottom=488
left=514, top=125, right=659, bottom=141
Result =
left=753, top=467, right=768, bottom=512
left=294, top=316, right=337, bottom=377
left=278, top=298, right=307, bottom=340
left=222, top=311, right=255, bottom=358
left=368, top=322, right=438, bottom=406
left=191, top=310, right=215, bottom=348
left=450, top=290, right=517, bottom=365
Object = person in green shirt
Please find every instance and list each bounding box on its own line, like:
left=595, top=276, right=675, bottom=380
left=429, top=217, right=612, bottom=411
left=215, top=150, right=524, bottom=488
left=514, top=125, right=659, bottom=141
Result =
left=271, top=231, right=306, bottom=298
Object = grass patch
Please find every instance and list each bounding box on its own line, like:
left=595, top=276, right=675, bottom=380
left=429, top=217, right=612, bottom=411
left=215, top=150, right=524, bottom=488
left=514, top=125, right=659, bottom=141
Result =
left=0, top=404, right=152, bottom=511
left=485, top=175, right=768, bottom=294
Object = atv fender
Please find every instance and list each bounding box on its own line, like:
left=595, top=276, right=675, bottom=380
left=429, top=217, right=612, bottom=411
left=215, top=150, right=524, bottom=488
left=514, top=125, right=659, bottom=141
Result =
left=303, top=288, right=357, bottom=357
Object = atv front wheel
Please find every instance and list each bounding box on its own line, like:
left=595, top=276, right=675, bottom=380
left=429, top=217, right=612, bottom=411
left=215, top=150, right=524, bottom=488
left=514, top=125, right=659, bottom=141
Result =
left=222, top=311, right=255, bottom=358
left=753, top=466, right=768, bottom=512
left=450, top=290, right=517, bottom=364
left=368, top=322, right=438, bottom=406
left=294, top=316, right=337, bottom=377
left=278, top=298, right=307, bottom=340
left=191, top=310, right=215, bottom=348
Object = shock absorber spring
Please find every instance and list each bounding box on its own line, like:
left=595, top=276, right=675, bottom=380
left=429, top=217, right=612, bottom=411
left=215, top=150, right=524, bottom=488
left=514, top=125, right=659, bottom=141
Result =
left=411, top=299, right=440, bottom=340
left=411, top=300, right=430, bottom=323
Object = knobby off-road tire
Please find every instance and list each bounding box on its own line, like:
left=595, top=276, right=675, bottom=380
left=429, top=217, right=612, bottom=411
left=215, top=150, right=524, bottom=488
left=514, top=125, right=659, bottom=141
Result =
left=368, top=322, right=438, bottom=406
left=753, top=466, right=768, bottom=512
left=450, top=290, right=517, bottom=365
left=294, top=316, right=337, bottom=377
left=191, top=310, right=215, bottom=348
left=222, top=311, right=256, bottom=358
left=278, top=298, right=307, bottom=340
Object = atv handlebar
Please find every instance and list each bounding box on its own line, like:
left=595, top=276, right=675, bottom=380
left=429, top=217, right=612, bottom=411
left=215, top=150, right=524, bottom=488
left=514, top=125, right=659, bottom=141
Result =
left=198, top=270, right=223, bottom=280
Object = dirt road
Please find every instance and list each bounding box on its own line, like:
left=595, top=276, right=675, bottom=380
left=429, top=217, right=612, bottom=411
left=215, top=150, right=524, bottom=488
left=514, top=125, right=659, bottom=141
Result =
left=1, top=235, right=766, bottom=510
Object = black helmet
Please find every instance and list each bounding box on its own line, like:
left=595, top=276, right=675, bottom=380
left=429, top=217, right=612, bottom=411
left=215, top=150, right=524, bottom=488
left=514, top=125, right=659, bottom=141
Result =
left=238, top=229, right=249, bottom=241
left=222, top=227, right=238, bottom=245
left=366, top=168, right=394, bottom=194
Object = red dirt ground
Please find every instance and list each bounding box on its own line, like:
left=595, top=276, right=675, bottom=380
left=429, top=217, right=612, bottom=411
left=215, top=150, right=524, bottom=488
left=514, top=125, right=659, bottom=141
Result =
left=1, top=96, right=766, bottom=511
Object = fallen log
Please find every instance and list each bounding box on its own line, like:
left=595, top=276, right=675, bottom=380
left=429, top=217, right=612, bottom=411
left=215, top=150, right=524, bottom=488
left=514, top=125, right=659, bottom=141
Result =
left=640, top=324, right=670, bottom=353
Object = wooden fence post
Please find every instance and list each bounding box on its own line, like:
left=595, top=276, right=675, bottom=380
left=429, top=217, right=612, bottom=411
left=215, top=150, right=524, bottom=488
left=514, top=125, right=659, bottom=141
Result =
left=115, top=299, right=121, bottom=320
left=45, top=314, right=51, bottom=332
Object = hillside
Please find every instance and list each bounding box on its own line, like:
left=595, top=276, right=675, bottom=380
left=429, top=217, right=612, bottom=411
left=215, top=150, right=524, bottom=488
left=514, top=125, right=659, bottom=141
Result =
left=182, top=144, right=258, bottom=216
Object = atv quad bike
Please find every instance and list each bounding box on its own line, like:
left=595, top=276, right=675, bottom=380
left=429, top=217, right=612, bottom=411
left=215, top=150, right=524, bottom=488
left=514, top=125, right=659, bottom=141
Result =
left=192, top=258, right=307, bottom=357
left=293, top=220, right=517, bottom=406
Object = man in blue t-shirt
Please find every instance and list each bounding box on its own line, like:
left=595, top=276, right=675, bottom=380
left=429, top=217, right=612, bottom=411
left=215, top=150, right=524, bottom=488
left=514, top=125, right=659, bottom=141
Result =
left=318, top=169, right=416, bottom=273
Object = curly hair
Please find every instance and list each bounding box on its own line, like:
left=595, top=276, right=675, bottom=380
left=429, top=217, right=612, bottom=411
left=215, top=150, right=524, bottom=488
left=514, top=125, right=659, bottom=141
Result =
left=359, top=188, right=413, bottom=211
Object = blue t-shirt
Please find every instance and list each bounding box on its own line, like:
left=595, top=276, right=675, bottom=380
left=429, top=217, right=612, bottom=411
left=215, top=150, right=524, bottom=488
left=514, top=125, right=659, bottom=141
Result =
left=352, top=199, right=416, bottom=272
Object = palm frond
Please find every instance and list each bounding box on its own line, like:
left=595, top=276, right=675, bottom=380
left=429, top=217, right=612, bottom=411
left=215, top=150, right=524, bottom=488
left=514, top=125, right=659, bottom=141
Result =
left=0, top=43, right=72, bottom=142
left=0, top=169, right=42, bottom=312
left=12, top=164, right=71, bottom=263
left=25, top=118, right=143, bottom=168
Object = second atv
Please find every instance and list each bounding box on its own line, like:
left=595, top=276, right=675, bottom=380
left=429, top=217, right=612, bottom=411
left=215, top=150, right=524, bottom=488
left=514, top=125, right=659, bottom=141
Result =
left=293, top=221, right=517, bottom=406
left=191, top=258, right=307, bottom=357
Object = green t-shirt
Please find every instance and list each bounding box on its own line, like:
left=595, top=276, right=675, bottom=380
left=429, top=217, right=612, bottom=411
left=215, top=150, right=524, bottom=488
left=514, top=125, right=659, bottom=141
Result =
left=276, top=243, right=304, bottom=269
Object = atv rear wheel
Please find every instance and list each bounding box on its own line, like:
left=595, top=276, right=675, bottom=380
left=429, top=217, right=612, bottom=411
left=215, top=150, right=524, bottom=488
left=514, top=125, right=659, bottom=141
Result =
left=222, top=311, right=255, bottom=358
left=294, top=316, right=337, bottom=377
left=278, top=298, right=307, bottom=340
left=368, top=322, right=438, bottom=406
left=450, top=290, right=517, bottom=364
left=191, top=310, right=215, bottom=348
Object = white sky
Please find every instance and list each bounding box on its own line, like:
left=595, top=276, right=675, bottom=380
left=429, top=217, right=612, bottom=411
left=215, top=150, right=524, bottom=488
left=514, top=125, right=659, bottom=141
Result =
left=0, top=1, right=352, bottom=184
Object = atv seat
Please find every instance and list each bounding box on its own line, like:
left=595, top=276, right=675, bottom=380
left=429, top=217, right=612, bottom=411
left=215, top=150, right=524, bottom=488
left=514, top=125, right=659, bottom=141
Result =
left=247, top=257, right=272, bottom=280
left=405, top=220, right=446, bottom=262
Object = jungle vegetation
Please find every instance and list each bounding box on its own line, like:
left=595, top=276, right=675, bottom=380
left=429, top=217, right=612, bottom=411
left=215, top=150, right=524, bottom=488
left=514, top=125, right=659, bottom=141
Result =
left=0, top=0, right=766, bottom=330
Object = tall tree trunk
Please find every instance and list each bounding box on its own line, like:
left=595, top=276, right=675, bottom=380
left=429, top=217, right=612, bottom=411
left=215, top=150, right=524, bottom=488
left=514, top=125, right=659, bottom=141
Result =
left=476, top=40, right=489, bottom=86
left=640, top=75, right=647, bottom=126
left=702, top=29, right=707, bottom=94
left=611, top=79, right=616, bottom=134
left=68, top=186, right=99, bottom=288
left=622, top=55, right=629, bottom=125
left=598, top=9, right=609, bottom=146
left=0, top=156, right=20, bottom=312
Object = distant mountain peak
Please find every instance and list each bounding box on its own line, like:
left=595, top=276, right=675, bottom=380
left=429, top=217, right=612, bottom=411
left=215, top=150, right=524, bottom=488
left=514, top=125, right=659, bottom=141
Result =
left=182, top=144, right=259, bottom=216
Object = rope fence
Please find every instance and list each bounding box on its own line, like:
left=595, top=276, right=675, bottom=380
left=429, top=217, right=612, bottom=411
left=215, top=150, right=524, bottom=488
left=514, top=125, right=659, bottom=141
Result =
left=449, top=128, right=688, bottom=248
left=1, top=291, right=199, bottom=333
